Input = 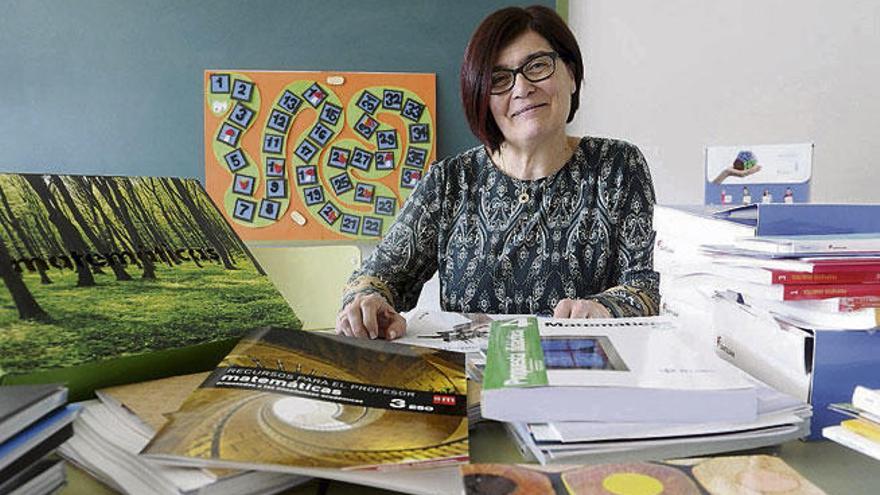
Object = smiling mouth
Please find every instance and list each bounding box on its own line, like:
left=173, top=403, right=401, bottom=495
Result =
left=511, top=103, right=547, bottom=118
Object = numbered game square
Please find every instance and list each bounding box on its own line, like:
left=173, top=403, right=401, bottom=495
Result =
left=229, top=102, right=255, bottom=128
left=258, top=199, right=282, bottom=220
left=231, top=79, right=254, bottom=102
left=383, top=89, right=403, bottom=110
left=266, top=157, right=285, bottom=177
left=303, top=83, right=328, bottom=107
left=339, top=214, right=361, bottom=235
left=409, top=123, right=430, bottom=144
left=354, top=183, right=375, bottom=204
left=376, top=129, right=398, bottom=151
left=232, top=198, right=256, bottom=222
left=356, top=91, right=381, bottom=115
left=349, top=147, right=373, bottom=171
left=329, top=172, right=353, bottom=195
left=295, top=165, right=317, bottom=185
left=278, top=90, right=303, bottom=114
left=232, top=174, right=256, bottom=196
left=374, top=196, right=397, bottom=217
left=375, top=151, right=395, bottom=170
left=318, top=202, right=341, bottom=225
left=266, top=178, right=287, bottom=199
left=303, top=185, right=324, bottom=206
left=361, top=216, right=383, bottom=237
left=224, top=148, right=247, bottom=172
left=405, top=147, right=428, bottom=168
left=294, top=140, right=319, bottom=162
left=217, top=123, right=242, bottom=147
left=354, top=114, right=379, bottom=140
left=308, top=122, right=334, bottom=146
left=401, top=98, right=425, bottom=122
left=267, top=109, right=292, bottom=133
left=327, top=146, right=350, bottom=169
left=210, top=74, right=230, bottom=93
left=263, top=134, right=284, bottom=154
left=400, top=167, right=423, bottom=189
left=320, top=102, right=342, bottom=126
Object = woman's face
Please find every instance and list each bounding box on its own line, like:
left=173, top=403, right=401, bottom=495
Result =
left=489, top=30, right=575, bottom=149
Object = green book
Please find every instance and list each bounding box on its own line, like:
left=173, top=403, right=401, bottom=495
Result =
left=0, top=174, right=301, bottom=400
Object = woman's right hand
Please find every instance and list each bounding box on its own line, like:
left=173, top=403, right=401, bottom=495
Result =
left=336, top=293, right=407, bottom=340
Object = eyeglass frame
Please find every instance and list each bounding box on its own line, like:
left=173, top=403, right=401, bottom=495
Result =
left=489, top=51, right=560, bottom=95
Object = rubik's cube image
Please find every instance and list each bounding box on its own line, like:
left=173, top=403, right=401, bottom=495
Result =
left=733, top=150, right=758, bottom=170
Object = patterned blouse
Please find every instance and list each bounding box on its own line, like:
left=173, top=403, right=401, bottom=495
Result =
left=342, top=136, right=660, bottom=317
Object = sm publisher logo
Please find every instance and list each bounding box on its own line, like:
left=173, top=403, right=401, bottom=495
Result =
left=432, top=394, right=456, bottom=406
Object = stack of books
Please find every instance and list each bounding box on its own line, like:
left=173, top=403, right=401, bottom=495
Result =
left=58, top=374, right=309, bottom=495
left=0, top=384, right=77, bottom=494
left=135, top=327, right=469, bottom=495
left=476, top=316, right=810, bottom=464
left=824, top=386, right=880, bottom=461
left=654, top=203, right=880, bottom=437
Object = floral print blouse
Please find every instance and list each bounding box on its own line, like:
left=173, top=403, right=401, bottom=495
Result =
left=342, top=136, right=660, bottom=317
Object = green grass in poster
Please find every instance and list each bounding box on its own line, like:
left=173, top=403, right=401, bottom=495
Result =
left=0, top=262, right=301, bottom=375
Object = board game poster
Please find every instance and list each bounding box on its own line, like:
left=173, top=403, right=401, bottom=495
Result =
left=205, top=71, right=436, bottom=241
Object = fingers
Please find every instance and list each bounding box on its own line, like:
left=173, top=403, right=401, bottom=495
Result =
left=553, top=298, right=575, bottom=318
left=553, top=299, right=611, bottom=319
left=381, top=310, right=407, bottom=340
left=336, top=294, right=401, bottom=340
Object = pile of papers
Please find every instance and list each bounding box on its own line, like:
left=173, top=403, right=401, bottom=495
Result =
left=654, top=203, right=880, bottom=437
left=58, top=373, right=309, bottom=495
left=404, top=310, right=810, bottom=465
left=480, top=316, right=810, bottom=464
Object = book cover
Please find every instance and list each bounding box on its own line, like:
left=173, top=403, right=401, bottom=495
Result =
left=0, top=384, right=66, bottom=445
left=0, top=174, right=301, bottom=400
left=481, top=317, right=757, bottom=423
left=142, top=327, right=468, bottom=470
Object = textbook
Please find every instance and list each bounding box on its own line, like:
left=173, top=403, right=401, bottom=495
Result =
left=142, top=327, right=469, bottom=473
left=0, top=173, right=301, bottom=400
left=0, top=384, right=66, bottom=445
left=0, top=403, right=78, bottom=480
left=480, top=317, right=757, bottom=424
left=707, top=263, right=880, bottom=285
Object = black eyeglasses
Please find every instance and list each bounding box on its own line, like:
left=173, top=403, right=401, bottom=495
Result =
left=490, top=52, right=559, bottom=95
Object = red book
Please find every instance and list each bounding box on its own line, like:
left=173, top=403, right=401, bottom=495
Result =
left=771, top=270, right=880, bottom=285
left=781, top=284, right=880, bottom=301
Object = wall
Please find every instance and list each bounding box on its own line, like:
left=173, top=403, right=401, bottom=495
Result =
left=0, top=0, right=551, bottom=180
left=568, top=0, right=880, bottom=204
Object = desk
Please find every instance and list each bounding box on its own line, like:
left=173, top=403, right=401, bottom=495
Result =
left=469, top=421, right=880, bottom=495
left=61, top=422, right=880, bottom=495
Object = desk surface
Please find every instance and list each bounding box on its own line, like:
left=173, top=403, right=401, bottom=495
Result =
left=62, top=421, right=880, bottom=495
left=469, top=421, right=880, bottom=495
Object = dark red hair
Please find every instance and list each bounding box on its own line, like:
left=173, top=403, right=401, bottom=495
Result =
left=460, top=5, right=584, bottom=153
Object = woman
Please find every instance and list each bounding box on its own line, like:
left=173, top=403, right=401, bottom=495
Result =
left=337, top=5, right=659, bottom=340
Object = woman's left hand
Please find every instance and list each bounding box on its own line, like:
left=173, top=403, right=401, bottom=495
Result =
left=553, top=298, right=611, bottom=318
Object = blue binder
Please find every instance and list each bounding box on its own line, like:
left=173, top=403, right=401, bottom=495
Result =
left=811, top=330, right=880, bottom=439
left=714, top=204, right=880, bottom=236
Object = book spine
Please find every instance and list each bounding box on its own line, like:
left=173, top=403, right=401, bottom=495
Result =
left=783, top=284, right=880, bottom=301
left=823, top=425, right=880, bottom=461
left=853, top=386, right=880, bottom=417
left=771, top=270, right=880, bottom=285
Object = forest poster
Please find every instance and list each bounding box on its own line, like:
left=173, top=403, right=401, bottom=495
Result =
left=0, top=174, right=301, bottom=397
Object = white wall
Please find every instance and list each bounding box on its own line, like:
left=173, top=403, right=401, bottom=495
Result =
left=567, top=0, right=880, bottom=204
